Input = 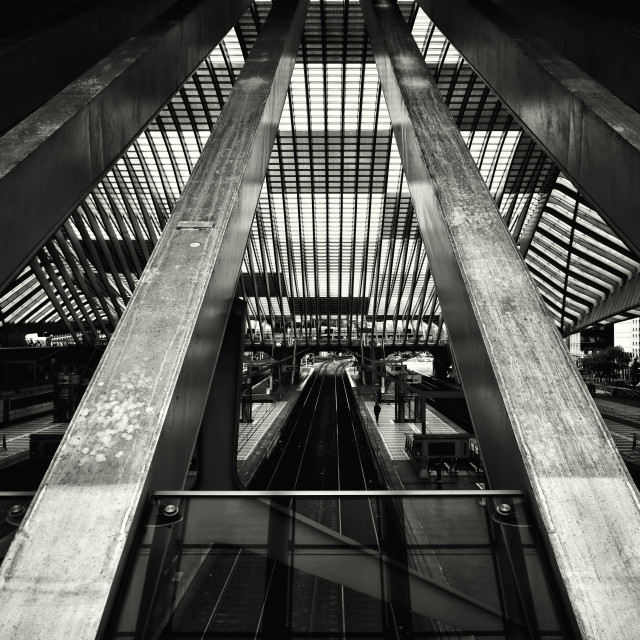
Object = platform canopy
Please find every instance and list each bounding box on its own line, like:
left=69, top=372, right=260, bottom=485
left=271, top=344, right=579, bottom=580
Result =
left=2, top=0, right=639, bottom=347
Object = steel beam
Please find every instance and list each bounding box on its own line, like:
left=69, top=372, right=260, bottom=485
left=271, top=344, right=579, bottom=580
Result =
left=0, top=1, right=309, bottom=637
left=416, top=0, right=640, bottom=258
left=488, top=0, right=640, bottom=114
left=0, top=0, right=176, bottom=133
left=360, top=1, right=640, bottom=638
left=0, top=0, right=252, bottom=293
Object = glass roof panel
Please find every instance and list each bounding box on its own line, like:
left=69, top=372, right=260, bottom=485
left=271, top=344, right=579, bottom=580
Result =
left=1, top=0, right=638, bottom=344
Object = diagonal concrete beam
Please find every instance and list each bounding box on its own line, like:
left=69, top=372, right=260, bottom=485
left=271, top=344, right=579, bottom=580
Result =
left=416, top=0, right=640, bottom=259
left=0, top=1, right=309, bottom=637
left=360, top=1, right=640, bottom=638
left=0, top=0, right=177, bottom=134
left=0, top=0, right=252, bottom=293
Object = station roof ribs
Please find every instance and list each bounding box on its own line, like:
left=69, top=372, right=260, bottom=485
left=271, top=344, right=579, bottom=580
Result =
left=1, top=0, right=639, bottom=344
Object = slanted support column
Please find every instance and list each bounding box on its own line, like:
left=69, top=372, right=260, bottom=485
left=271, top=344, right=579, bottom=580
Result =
left=196, top=298, right=245, bottom=490
left=416, top=0, right=640, bottom=257
left=0, top=0, right=176, bottom=133
left=0, top=0, right=309, bottom=637
left=488, top=0, right=640, bottom=114
left=0, top=0, right=253, bottom=291
left=360, top=1, right=640, bottom=638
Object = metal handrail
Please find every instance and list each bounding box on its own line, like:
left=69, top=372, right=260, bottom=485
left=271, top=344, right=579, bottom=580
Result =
left=154, top=489, right=523, bottom=497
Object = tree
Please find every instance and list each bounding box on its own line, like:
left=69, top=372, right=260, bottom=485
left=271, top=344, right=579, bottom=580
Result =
left=581, top=346, right=632, bottom=381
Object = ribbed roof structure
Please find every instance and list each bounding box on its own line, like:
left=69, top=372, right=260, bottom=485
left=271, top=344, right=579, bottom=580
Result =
left=2, top=0, right=638, bottom=346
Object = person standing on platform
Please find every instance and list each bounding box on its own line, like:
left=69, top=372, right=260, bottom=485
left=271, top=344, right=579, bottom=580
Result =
left=374, top=402, right=381, bottom=424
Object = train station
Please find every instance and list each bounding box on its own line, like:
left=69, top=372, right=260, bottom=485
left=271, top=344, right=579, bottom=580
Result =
left=1, top=1, right=640, bottom=638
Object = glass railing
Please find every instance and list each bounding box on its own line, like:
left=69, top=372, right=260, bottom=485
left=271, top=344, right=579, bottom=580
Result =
left=109, top=490, right=570, bottom=639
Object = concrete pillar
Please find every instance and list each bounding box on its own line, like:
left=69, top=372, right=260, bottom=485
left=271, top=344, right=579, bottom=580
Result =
left=195, top=299, right=245, bottom=490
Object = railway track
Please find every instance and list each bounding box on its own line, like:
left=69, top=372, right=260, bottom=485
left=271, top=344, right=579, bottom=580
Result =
left=110, top=361, right=484, bottom=638
left=219, top=361, right=403, bottom=636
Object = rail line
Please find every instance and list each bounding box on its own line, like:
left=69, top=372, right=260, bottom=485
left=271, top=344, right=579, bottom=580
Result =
left=248, top=360, right=419, bottom=637
left=113, top=361, right=474, bottom=638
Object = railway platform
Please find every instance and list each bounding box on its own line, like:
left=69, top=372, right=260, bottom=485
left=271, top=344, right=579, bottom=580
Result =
left=0, top=368, right=315, bottom=487
left=353, top=378, right=483, bottom=490
left=237, top=366, right=313, bottom=485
